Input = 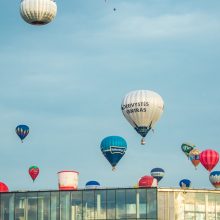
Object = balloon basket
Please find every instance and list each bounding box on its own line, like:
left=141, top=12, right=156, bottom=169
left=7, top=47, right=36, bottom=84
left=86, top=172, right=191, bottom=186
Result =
left=141, top=138, right=146, bottom=145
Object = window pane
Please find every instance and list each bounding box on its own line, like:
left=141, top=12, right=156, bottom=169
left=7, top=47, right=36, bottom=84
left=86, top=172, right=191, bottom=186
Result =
left=71, top=191, right=82, bottom=220
left=51, top=192, right=60, bottom=220
left=116, top=189, right=125, bottom=219
left=60, top=191, right=70, bottom=220
left=95, top=190, right=106, bottom=219
left=38, top=192, right=50, bottom=220
left=147, top=188, right=157, bottom=219
left=1, top=193, right=14, bottom=220
left=126, top=189, right=136, bottom=219
left=107, top=190, right=115, bottom=219
left=83, top=191, right=95, bottom=219
left=15, top=193, right=26, bottom=220
left=137, top=189, right=146, bottom=219
left=27, top=193, right=37, bottom=220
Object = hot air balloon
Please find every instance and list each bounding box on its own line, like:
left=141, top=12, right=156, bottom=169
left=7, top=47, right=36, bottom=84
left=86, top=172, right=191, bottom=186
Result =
left=29, top=166, right=40, bottom=182
left=15, top=125, right=29, bottom=142
left=150, top=168, right=165, bottom=183
left=181, top=142, right=195, bottom=158
left=121, top=90, right=164, bottom=145
left=100, top=136, right=127, bottom=170
left=85, top=181, right=100, bottom=189
left=179, top=179, right=191, bottom=189
left=200, top=149, right=219, bottom=172
left=209, top=171, right=220, bottom=189
left=189, top=149, right=200, bottom=169
left=0, top=182, right=9, bottom=192
left=138, top=176, right=158, bottom=188
left=20, top=0, right=57, bottom=25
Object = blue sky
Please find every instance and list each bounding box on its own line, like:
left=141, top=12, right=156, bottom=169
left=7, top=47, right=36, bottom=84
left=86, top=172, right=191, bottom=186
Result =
left=0, top=0, right=220, bottom=191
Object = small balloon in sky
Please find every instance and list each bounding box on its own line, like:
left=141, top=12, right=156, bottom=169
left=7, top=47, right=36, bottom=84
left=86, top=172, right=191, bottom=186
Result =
left=15, top=125, right=29, bottom=143
left=29, top=166, right=40, bottom=182
left=179, top=179, right=191, bottom=189
left=181, top=142, right=195, bottom=158
left=209, top=171, right=220, bottom=189
left=200, top=149, right=219, bottom=172
left=150, top=168, right=165, bottom=183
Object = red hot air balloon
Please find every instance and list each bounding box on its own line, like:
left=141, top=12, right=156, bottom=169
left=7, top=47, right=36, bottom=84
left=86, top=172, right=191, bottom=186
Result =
left=0, top=182, right=9, bottom=192
left=138, top=176, right=158, bottom=188
left=200, top=149, right=219, bottom=172
left=29, top=166, right=40, bottom=182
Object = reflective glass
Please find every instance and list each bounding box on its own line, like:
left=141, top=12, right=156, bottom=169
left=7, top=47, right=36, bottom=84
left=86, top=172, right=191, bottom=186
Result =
left=51, top=192, right=60, bottom=220
left=15, top=193, right=26, bottom=220
left=1, top=193, right=14, bottom=220
left=38, top=192, right=50, bottom=220
left=137, top=189, right=146, bottom=219
left=71, top=191, right=82, bottom=220
left=83, top=190, right=95, bottom=219
left=60, top=191, right=70, bottom=220
left=126, top=189, right=136, bottom=219
left=27, top=193, right=37, bottom=220
left=106, top=190, right=115, bottom=219
left=116, top=189, right=126, bottom=219
left=95, top=190, right=106, bottom=219
left=147, top=188, right=157, bottom=219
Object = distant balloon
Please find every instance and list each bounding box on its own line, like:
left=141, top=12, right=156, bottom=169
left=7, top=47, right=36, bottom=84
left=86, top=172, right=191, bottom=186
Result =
left=200, top=149, right=219, bottom=172
left=100, top=136, right=127, bottom=170
left=181, top=142, right=195, bottom=158
left=150, top=168, right=165, bottom=183
left=121, top=90, right=164, bottom=145
left=189, top=149, right=200, bottom=168
left=0, top=182, right=9, bottom=192
left=138, top=176, right=158, bottom=188
left=179, top=179, right=191, bottom=189
left=85, top=181, right=100, bottom=189
left=29, top=166, right=39, bottom=182
left=209, top=171, right=220, bottom=189
left=20, top=0, right=57, bottom=25
left=16, top=125, right=29, bottom=142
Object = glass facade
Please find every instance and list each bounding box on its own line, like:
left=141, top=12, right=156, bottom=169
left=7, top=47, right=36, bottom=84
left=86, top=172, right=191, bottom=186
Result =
left=0, top=188, right=157, bottom=220
left=158, top=188, right=220, bottom=220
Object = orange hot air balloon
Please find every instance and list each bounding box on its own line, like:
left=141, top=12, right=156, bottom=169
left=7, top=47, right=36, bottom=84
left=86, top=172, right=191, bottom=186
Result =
left=189, top=149, right=200, bottom=169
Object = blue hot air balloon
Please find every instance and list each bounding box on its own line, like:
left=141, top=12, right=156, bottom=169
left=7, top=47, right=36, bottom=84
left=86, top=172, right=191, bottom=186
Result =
left=15, top=125, right=29, bottom=142
left=85, top=181, right=100, bottom=189
left=150, top=168, right=165, bottom=183
left=209, top=171, right=220, bottom=189
left=179, top=179, right=191, bottom=189
left=100, top=136, right=127, bottom=170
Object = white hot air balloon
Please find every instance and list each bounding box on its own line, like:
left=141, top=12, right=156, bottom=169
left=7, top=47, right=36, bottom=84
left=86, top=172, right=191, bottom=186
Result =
left=20, top=0, right=57, bottom=25
left=121, top=90, right=164, bottom=145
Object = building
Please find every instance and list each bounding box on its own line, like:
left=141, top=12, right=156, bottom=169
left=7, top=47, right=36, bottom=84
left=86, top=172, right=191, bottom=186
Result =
left=0, top=187, right=219, bottom=220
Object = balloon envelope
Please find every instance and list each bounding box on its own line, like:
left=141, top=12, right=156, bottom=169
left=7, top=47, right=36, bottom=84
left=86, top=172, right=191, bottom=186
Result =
left=121, top=90, right=164, bottom=144
left=16, top=125, right=29, bottom=142
left=150, top=168, right=165, bottom=182
left=138, top=176, right=158, bottom=188
left=100, top=136, right=127, bottom=170
left=189, top=149, right=200, bottom=168
left=209, top=171, right=220, bottom=188
left=200, top=149, right=219, bottom=172
left=179, top=179, right=191, bottom=189
left=0, top=182, right=9, bottom=192
left=29, top=166, right=39, bottom=181
left=85, top=181, right=100, bottom=189
left=181, top=142, right=195, bottom=158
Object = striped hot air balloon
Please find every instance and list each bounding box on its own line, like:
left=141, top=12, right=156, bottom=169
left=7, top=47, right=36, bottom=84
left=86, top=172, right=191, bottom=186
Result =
left=150, top=168, right=165, bottom=183
left=200, top=149, right=219, bottom=172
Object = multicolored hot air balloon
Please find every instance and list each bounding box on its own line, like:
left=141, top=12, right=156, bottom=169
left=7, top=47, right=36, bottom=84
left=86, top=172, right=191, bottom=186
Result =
left=179, top=179, right=191, bottom=189
left=85, top=181, right=100, bottom=189
left=29, top=166, right=40, bottom=182
left=100, top=136, right=127, bottom=170
left=200, top=149, right=219, bottom=172
left=20, top=0, right=57, bottom=25
left=16, top=125, right=29, bottom=142
left=181, top=142, right=195, bottom=158
left=209, top=171, right=220, bottom=189
left=150, top=168, right=165, bottom=183
left=0, top=182, right=9, bottom=192
left=138, top=176, right=158, bottom=188
left=189, top=149, right=200, bottom=169
left=121, top=90, right=164, bottom=145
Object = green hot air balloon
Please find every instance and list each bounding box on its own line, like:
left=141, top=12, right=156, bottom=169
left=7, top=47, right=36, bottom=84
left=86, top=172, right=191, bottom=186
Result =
left=181, top=142, right=196, bottom=158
